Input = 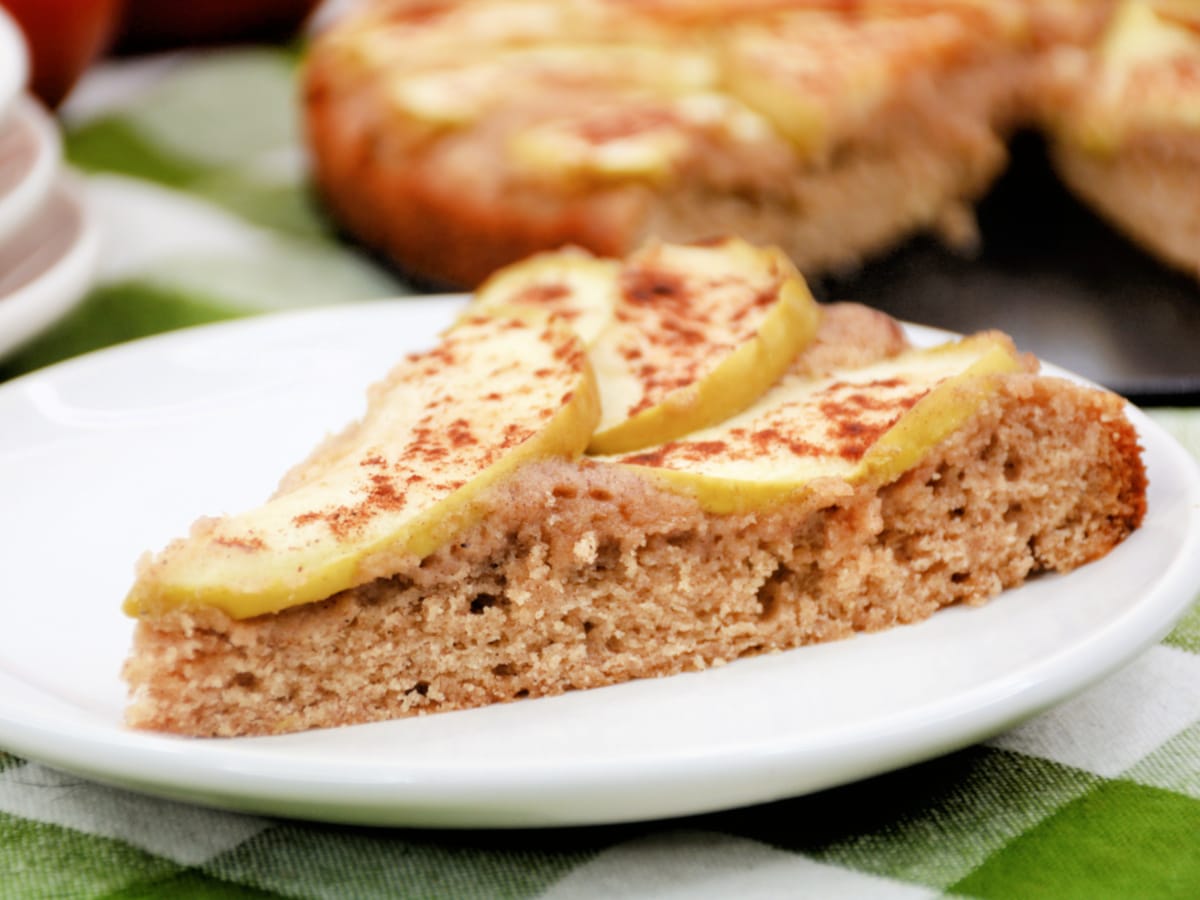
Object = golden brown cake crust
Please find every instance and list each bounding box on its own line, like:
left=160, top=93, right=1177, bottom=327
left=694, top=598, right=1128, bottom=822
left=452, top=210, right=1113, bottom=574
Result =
left=123, top=365, right=1145, bottom=738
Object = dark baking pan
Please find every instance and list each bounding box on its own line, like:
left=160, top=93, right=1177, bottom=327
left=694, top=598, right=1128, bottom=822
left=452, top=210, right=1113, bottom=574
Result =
left=818, top=132, right=1200, bottom=406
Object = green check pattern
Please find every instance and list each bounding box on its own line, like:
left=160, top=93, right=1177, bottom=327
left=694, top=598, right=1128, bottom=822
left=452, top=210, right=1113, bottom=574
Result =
left=2, top=48, right=1198, bottom=899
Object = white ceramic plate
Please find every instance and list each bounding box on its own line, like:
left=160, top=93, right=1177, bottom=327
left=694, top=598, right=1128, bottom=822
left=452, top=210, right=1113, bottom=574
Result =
left=0, top=174, right=99, bottom=359
left=0, top=94, right=61, bottom=244
left=0, top=301, right=1197, bottom=828
left=0, top=7, right=28, bottom=126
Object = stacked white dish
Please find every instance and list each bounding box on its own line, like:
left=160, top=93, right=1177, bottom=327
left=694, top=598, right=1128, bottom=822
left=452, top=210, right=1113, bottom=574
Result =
left=0, top=6, right=99, bottom=359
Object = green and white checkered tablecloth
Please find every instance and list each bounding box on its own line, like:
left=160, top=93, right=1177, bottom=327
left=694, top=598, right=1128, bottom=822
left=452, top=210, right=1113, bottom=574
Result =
left=2, top=49, right=1198, bottom=899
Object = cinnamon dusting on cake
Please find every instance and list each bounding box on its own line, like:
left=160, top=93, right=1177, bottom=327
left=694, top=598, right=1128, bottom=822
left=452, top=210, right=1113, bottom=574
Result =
left=818, top=379, right=928, bottom=461
left=621, top=266, right=687, bottom=308
left=574, top=108, right=678, bottom=144
left=515, top=282, right=570, bottom=305
left=293, top=472, right=412, bottom=539
left=213, top=536, right=267, bottom=552
left=748, top=426, right=823, bottom=459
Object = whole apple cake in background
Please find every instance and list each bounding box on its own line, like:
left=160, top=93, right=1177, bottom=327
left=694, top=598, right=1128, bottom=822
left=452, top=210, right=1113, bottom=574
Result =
left=121, top=239, right=1146, bottom=737
left=302, top=0, right=1114, bottom=289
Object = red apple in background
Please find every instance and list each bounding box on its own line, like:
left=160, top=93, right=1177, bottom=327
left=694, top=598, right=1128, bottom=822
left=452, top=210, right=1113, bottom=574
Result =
left=114, top=0, right=323, bottom=53
left=0, top=0, right=124, bottom=107
left=2, top=0, right=322, bottom=106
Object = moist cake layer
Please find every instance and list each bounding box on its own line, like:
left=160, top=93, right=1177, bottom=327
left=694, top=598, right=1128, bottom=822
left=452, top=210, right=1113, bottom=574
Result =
left=123, top=374, right=1144, bottom=737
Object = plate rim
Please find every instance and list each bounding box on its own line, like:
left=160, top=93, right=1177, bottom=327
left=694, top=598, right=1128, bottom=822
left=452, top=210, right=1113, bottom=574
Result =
left=0, top=300, right=1197, bottom=827
left=0, top=173, right=100, bottom=359
left=0, top=94, right=62, bottom=244
left=0, top=7, right=28, bottom=126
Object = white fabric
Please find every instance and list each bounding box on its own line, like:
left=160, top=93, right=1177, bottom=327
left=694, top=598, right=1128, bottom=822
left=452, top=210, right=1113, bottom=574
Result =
left=0, top=761, right=270, bottom=865
left=988, top=645, right=1200, bottom=777
left=538, top=831, right=937, bottom=900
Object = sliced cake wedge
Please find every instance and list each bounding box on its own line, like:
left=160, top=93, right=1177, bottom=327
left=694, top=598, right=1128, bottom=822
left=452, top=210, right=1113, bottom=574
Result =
left=121, top=242, right=1146, bottom=738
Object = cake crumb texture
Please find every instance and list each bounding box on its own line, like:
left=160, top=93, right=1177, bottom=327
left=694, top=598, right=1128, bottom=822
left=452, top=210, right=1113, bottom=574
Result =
left=123, top=374, right=1144, bottom=737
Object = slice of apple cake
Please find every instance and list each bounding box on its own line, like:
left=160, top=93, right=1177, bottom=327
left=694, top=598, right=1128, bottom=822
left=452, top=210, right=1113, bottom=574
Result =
left=121, top=240, right=1145, bottom=737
